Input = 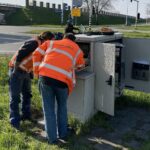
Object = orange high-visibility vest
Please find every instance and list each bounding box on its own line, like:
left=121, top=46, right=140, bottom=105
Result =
left=33, top=39, right=85, bottom=94
left=9, top=51, right=33, bottom=72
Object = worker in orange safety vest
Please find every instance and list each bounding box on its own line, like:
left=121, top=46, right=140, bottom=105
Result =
left=33, top=33, right=85, bottom=144
left=9, top=31, right=55, bottom=129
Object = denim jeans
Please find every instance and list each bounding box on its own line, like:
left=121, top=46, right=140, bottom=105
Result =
left=9, top=68, right=32, bottom=127
left=39, top=78, right=68, bottom=143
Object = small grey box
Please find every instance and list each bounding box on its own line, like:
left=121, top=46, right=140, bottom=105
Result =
left=132, top=61, right=150, bottom=81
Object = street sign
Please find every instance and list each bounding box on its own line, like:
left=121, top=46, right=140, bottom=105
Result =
left=71, top=8, right=81, bottom=17
left=72, top=0, right=83, bottom=7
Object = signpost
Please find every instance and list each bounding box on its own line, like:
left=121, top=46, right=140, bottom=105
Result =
left=71, top=7, right=81, bottom=26
left=130, top=0, right=139, bottom=27
left=71, top=8, right=81, bottom=17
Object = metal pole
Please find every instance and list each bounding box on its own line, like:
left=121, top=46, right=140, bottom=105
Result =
left=61, top=1, right=64, bottom=25
left=135, top=0, right=139, bottom=27
left=75, top=17, right=77, bottom=26
left=125, top=0, right=129, bottom=26
left=96, top=0, right=98, bottom=25
left=89, top=0, right=92, bottom=31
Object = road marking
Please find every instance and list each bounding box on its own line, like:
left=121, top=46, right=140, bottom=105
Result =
left=0, top=37, right=27, bottom=41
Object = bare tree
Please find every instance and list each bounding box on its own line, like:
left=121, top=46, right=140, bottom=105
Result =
left=83, top=0, right=115, bottom=13
left=83, top=0, right=116, bottom=25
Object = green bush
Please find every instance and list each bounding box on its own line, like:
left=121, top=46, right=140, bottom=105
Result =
left=5, top=7, right=145, bottom=25
left=0, top=56, right=10, bottom=86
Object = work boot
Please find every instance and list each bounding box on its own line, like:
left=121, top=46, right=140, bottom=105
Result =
left=10, top=118, right=20, bottom=130
left=20, top=115, right=31, bottom=121
left=21, top=115, right=37, bottom=124
left=67, top=125, right=76, bottom=136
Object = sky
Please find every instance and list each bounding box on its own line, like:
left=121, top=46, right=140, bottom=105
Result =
left=0, top=0, right=149, bottom=18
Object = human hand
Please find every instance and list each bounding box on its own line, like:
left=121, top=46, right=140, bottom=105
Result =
left=34, top=74, right=39, bottom=79
left=12, top=61, right=20, bottom=74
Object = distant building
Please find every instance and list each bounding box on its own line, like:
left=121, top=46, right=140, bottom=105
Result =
left=0, top=13, right=5, bottom=24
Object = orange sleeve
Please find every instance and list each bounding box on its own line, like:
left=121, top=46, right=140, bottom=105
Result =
left=32, top=41, right=49, bottom=76
left=76, top=50, right=85, bottom=68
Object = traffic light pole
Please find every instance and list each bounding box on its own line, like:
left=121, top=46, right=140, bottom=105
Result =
left=135, top=0, right=139, bottom=27
left=131, top=0, right=139, bottom=27
left=125, top=0, right=129, bottom=26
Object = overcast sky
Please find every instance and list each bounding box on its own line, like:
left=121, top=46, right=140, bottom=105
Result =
left=0, top=0, right=149, bottom=18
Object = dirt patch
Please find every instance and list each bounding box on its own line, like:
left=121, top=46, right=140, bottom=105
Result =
left=81, top=107, right=150, bottom=150
left=33, top=107, right=150, bottom=150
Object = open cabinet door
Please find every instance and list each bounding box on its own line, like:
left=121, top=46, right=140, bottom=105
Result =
left=94, top=43, right=115, bottom=116
left=123, top=38, right=150, bottom=93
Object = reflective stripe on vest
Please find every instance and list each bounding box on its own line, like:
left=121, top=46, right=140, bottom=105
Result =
left=52, top=48, right=73, bottom=61
left=72, top=49, right=82, bottom=85
left=20, top=55, right=32, bottom=65
left=19, top=55, right=32, bottom=72
left=19, top=65, right=32, bottom=72
left=36, top=47, right=45, bottom=55
left=40, top=62, right=72, bottom=79
left=73, top=49, right=81, bottom=65
left=33, top=62, right=41, bottom=67
left=46, top=41, right=54, bottom=54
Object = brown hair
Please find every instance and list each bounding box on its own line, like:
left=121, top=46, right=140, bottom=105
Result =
left=64, top=33, right=76, bottom=41
left=38, top=31, right=54, bottom=41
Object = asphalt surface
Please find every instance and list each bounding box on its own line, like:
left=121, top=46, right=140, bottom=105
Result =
left=0, top=25, right=51, bottom=54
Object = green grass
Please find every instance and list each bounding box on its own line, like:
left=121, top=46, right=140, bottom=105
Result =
left=31, top=25, right=65, bottom=28
left=26, top=25, right=150, bottom=39
left=114, top=25, right=150, bottom=38
left=116, top=89, right=150, bottom=109
left=140, top=142, right=150, bottom=150
left=117, top=25, right=150, bottom=31
left=122, top=31, right=150, bottom=38
left=26, top=29, right=64, bottom=34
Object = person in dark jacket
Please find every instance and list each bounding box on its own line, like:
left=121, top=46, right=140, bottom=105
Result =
left=64, top=23, right=79, bottom=34
left=8, top=31, right=54, bottom=129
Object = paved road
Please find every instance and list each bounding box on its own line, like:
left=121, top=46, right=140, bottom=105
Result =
left=0, top=33, right=31, bottom=54
left=0, top=25, right=52, bottom=54
left=0, top=25, right=52, bottom=35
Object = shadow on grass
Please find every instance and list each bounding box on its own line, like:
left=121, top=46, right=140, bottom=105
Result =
left=18, top=111, right=110, bottom=150
left=116, top=89, right=150, bottom=110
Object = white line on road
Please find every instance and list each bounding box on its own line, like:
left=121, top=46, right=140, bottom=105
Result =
left=0, top=37, right=28, bottom=41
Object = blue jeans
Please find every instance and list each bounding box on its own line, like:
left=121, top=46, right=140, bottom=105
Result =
left=39, top=78, right=68, bottom=143
left=9, top=68, right=32, bottom=127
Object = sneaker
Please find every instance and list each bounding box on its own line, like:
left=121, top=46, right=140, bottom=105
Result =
left=58, top=138, right=68, bottom=144
left=51, top=139, right=68, bottom=145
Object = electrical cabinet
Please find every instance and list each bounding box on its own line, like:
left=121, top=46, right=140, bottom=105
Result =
left=38, top=34, right=150, bottom=125
left=68, top=34, right=150, bottom=122
left=68, top=71, right=95, bottom=123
